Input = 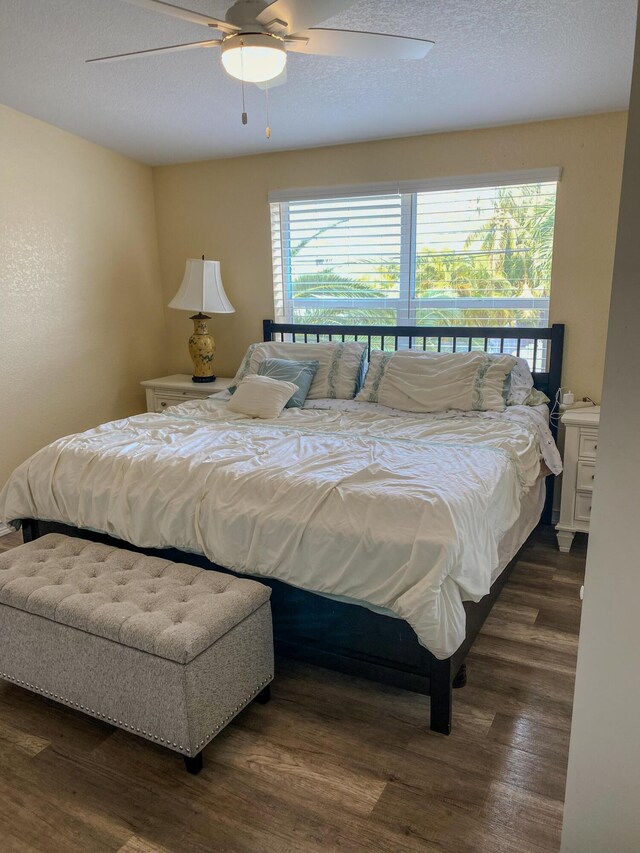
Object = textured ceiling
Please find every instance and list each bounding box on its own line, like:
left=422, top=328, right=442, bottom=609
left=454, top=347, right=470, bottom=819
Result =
left=0, top=0, right=636, bottom=164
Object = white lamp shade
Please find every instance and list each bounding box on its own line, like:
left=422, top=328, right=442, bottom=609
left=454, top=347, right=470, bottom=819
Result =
left=168, top=259, right=235, bottom=314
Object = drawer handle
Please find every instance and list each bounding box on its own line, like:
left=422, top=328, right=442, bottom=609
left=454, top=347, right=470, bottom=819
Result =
left=160, top=402, right=167, bottom=408
left=594, top=444, right=597, bottom=451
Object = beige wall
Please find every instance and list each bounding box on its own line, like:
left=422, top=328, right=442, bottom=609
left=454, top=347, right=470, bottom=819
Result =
left=0, top=108, right=627, bottom=491
left=153, top=112, right=627, bottom=400
left=0, top=105, right=167, bottom=489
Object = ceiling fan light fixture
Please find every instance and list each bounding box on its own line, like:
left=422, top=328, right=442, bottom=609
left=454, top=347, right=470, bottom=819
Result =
left=221, top=33, right=287, bottom=83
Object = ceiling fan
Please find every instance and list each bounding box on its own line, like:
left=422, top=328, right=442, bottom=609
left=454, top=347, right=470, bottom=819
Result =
left=87, top=0, right=435, bottom=85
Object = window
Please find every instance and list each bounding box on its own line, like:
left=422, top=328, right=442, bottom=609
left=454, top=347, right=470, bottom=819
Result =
left=270, top=171, right=559, bottom=329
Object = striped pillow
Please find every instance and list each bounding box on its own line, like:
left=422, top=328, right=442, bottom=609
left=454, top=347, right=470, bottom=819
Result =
left=356, top=350, right=517, bottom=413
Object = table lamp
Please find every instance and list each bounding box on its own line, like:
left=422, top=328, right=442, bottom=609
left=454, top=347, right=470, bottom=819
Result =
left=168, top=257, right=235, bottom=383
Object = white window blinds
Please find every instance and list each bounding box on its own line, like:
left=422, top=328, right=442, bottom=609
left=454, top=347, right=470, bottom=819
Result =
left=270, top=172, right=559, bottom=328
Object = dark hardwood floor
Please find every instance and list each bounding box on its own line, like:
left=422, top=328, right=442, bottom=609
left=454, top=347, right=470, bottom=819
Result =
left=0, top=526, right=585, bottom=853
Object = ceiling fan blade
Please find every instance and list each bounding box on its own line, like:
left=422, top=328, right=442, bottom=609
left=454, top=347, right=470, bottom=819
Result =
left=120, top=0, right=239, bottom=33
left=86, top=39, right=220, bottom=64
left=285, top=28, right=435, bottom=60
left=255, top=68, right=288, bottom=89
left=257, top=0, right=356, bottom=36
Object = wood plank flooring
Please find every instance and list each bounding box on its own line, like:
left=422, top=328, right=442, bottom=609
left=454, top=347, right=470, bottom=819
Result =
left=0, top=526, right=586, bottom=853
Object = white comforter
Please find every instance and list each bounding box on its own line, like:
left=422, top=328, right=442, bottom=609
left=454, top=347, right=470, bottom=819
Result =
left=0, top=398, right=561, bottom=659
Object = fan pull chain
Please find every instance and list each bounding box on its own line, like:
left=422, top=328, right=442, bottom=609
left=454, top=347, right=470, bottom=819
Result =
left=265, top=85, right=271, bottom=139
left=240, top=46, right=247, bottom=125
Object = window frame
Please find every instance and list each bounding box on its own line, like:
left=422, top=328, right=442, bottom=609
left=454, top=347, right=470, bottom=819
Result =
left=269, top=168, right=561, bottom=327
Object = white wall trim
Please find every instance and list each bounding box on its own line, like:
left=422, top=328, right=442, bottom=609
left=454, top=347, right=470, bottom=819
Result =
left=268, top=167, right=563, bottom=203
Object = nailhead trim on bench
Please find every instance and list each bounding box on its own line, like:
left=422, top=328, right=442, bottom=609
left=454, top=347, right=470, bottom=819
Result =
left=0, top=671, right=273, bottom=756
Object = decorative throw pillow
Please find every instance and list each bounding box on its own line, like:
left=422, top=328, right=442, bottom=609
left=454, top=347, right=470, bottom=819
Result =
left=232, top=341, right=367, bottom=400
left=256, top=358, right=320, bottom=408
left=226, top=375, right=297, bottom=419
left=356, top=350, right=517, bottom=413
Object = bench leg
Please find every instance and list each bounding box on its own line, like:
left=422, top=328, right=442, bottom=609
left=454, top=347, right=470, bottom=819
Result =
left=184, top=752, right=203, bottom=775
left=255, top=684, right=271, bottom=705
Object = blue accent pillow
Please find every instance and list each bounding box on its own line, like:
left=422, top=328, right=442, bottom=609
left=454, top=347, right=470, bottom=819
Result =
left=256, top=358, right=319, bottom=408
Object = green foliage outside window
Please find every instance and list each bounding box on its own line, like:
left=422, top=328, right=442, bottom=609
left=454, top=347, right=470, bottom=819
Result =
left=287, top=184, right=556, bottom=330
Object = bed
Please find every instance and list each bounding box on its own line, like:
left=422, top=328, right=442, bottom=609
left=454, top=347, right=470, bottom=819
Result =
left=1, top=320, right=564, bottom=735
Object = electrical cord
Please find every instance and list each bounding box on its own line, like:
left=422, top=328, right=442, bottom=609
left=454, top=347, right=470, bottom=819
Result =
left=550, top=386, right=566, bottom=429
left=551, top=389, right=598, bottom=429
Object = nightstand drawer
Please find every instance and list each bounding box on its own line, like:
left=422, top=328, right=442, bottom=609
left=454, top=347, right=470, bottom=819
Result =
left=574, top=491, right=593, bottom=522
left=576, top=461, right=596, bottom=491
left=155, top=394, right=185, bottom=413
left=578, top=431, right=599, bottom=460
left=142, top=376, right=233, bottom=414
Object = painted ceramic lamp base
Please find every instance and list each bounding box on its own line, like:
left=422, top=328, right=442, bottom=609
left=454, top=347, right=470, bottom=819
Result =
left=189, top=314, right=216, bottom=383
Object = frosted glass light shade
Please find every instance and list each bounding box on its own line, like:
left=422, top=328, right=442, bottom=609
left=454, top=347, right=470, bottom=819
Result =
left=168, top=259, right=235, bottom=314
left=221, top=34, right=287, bottom=83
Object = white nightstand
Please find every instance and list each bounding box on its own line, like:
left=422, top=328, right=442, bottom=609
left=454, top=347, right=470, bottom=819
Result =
left=141, top=374, right=233, bottom=414
left=556, top=406, right=600, bottom=552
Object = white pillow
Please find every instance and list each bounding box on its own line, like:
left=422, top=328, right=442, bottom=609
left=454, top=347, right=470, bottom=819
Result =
left=356, top=350, right=517, bottom=413
left=504, top=356, right=535, bottom=405
left=232, top=341, right=367, bottom=400
left=226, top=375, right=297, bottom=419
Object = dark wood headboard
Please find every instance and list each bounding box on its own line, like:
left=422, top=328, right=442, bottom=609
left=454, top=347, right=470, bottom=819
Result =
left=263, top=319, right=565, bottom=437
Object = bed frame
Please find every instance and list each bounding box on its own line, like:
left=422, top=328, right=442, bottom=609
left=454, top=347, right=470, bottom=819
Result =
left=21, top=320, right=564, bottom=736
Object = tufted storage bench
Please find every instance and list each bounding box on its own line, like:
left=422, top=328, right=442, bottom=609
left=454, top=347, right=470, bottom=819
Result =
left=0, top=533, right=274, bottom=774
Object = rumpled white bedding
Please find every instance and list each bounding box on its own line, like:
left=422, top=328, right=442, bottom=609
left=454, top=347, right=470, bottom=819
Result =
left=0, top=398, right=561, bottom=659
